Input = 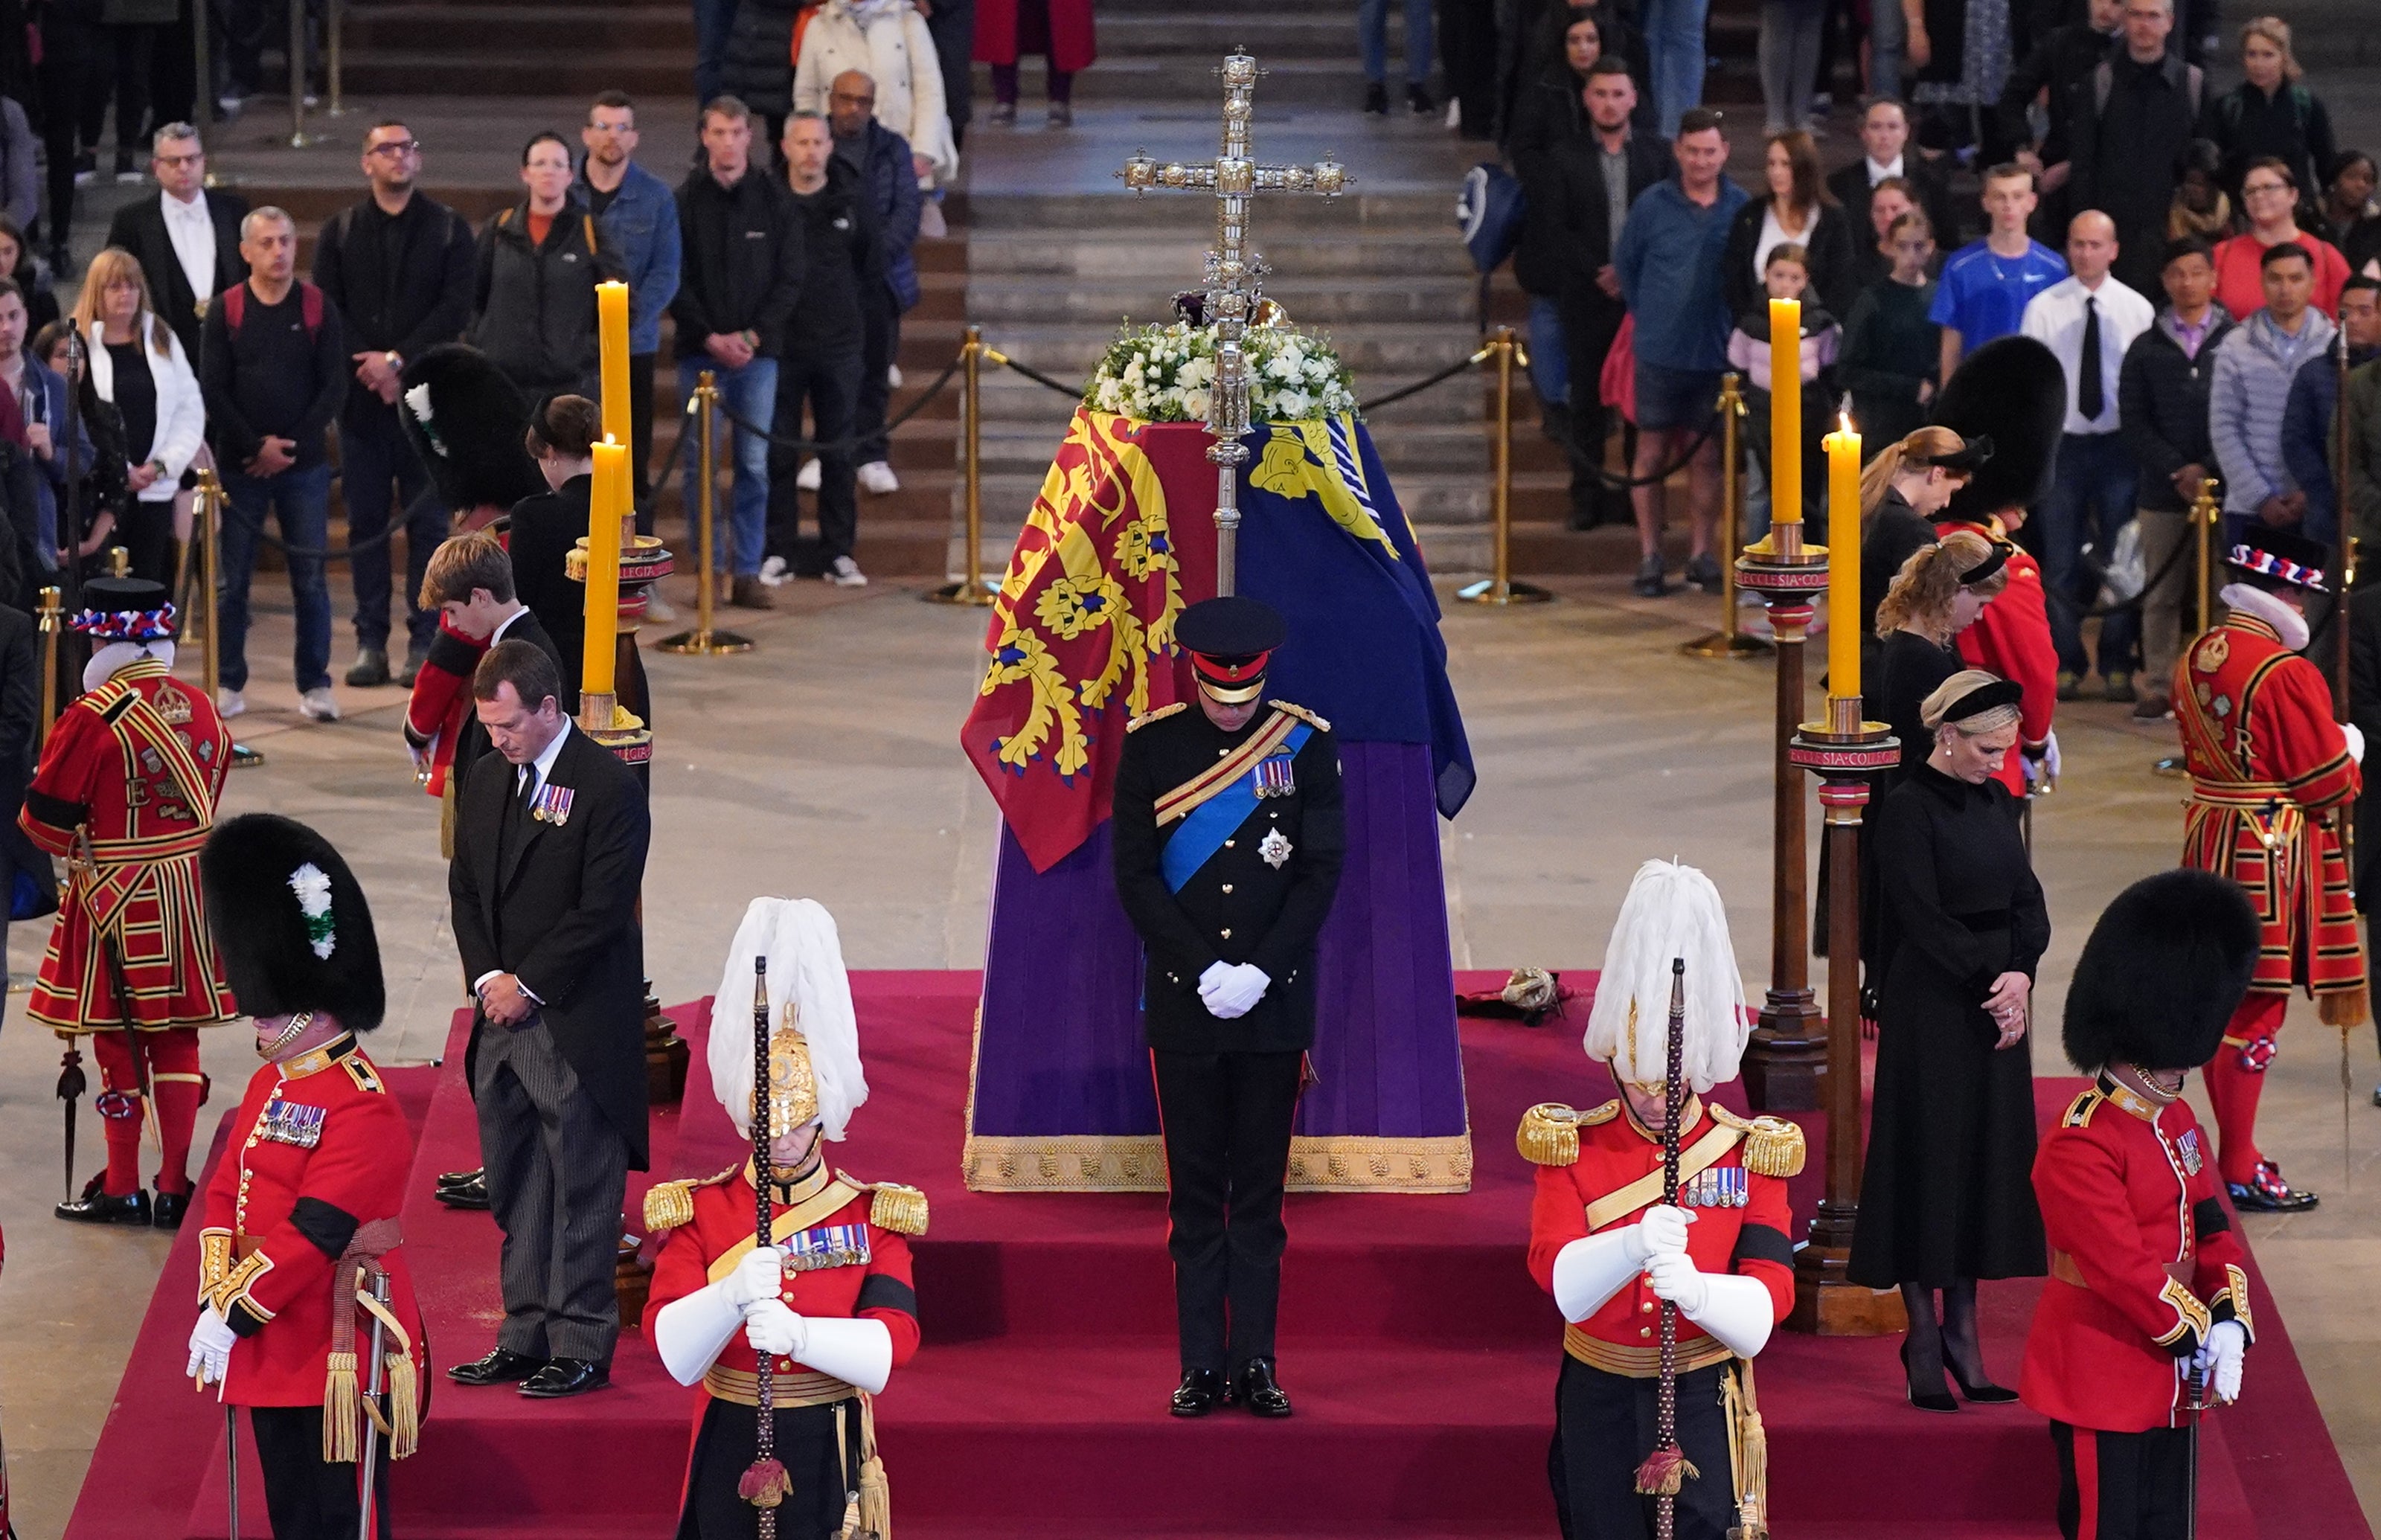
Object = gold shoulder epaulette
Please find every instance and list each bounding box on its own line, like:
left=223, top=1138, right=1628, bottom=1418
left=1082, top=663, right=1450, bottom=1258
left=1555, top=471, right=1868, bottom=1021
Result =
left=2061, top=1089, right=2103, bottom=1129
left=641, top=1164, right=739, bottom=1234
left=1269, top=700, right=1331, bottom=732
left=1518, top=1100, right=1618, bottom=1166
left=844, top=1175, right=929, bottom=1235
left=1127, top=702, right=1187, bottom=732
left=1710, top=1105, right=1806, bottom=1178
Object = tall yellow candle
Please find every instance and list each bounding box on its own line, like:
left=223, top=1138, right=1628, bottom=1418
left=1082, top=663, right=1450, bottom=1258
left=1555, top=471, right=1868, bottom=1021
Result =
left=597, top=280, right=632, bottom=451
left=582, top=438, right=627, bottom=703
left=1769, top=298, right=1801, bottom=525
left=1824, top=411, right=1862, bottom=701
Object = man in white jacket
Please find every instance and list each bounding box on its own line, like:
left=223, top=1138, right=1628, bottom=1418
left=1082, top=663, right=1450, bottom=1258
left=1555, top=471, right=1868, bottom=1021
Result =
left=793, top=0, right=959, bottom=188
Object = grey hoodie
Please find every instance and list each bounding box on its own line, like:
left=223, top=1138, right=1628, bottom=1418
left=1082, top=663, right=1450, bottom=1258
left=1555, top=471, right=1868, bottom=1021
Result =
left=2209, top=304, right=2339, bottom=514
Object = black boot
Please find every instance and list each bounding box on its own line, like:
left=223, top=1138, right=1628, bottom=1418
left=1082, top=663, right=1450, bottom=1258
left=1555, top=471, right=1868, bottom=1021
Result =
left=57, top=1173, right=153, bottom=1225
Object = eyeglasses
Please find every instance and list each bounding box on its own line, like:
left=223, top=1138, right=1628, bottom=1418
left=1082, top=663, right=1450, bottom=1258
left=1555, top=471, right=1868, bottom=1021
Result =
left=153, top=152, right=203, bottom=168
left=366, top=138, right=422, bottom=159
left=829, top=92, right=876, bottom=106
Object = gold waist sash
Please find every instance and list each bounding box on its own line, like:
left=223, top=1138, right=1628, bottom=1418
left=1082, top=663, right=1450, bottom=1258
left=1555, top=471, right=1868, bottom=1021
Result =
left=702, top=1364, right=860, bottom=1408
left=1563, top=1322, right=1736, bottom=1378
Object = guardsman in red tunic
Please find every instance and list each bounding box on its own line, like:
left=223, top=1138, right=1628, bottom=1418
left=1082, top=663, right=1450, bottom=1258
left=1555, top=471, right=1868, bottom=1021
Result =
left=647, top=898, right=923, bottom=1540
left=185, top=814, right=426, bottom=1540
left=1522, top=860, right=1804, bottom=1540
left=2021, top=869, right=2261, bottom=1540
left=19, top=577, right=238, bottom=1228
left=2173, top=525, right=2365, bottom=1211
left=1935, top=513, right=2061, bottom=796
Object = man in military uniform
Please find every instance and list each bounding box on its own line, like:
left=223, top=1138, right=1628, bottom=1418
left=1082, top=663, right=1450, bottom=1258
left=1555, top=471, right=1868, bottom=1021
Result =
left=19, top=576, right=239, bottom=1227
left=2173, top=524, right=2364, bottom=1212
left=1110, top=594, right=1345, bottom=1419
left=2022, top=869, right=2260, bottom=1540
left=185, top=814, right=426, bottom=1539
left=646, top=896, right=922, bottom=1540
left=1522, top=859, right=1803, bottom=1540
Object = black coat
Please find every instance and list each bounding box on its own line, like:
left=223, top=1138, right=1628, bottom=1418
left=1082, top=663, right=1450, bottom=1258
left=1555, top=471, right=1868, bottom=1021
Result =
left=311, top=193, right=479, bottom=430
left=670, top=166, right=805, bottom=361
left=1824, top=155, right=1964, bottom=264
left=1111, top=704, right=1346, bottom=1054
left=1512, top=124, right=1672, bottom=300
left=2199, top=80, right=2337, bottom=208
left=1840, top=279, right=1941, bottom=456
left=0, top=600, right=44, bottom=911
left=1848, top=764, right=2051, bottom=1288
left=452, top=723, right=653, bottom=1167
left=2066, top=51, right=2204, bottom=297
left=2116, top=307, right=2234, bottom=513
left=433, top=608, right=577, bottom=799
left=469, top=199, right=621, bottom=403
left=504, top=475, right=653, bottom=716
left=2352, top=580, right=2381, bottom=902
left=1993, top=21, right=2116, bottom=171
left=1721, top=197, right=1860, bottom=317
left=103, top=190, right=249, bottom=365
left=720, top=0, right=801, bottom=121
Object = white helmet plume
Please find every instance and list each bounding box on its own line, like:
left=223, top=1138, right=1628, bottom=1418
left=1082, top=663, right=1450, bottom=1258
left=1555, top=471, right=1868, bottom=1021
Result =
left=1582, top=859, right=1750, bottom=1092
left=708, top=897, right=867, bottom=1141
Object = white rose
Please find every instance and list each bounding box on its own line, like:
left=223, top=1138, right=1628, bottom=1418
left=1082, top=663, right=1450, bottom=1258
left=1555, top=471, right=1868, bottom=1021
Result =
left=1183, top=388, right=1212, bottom=420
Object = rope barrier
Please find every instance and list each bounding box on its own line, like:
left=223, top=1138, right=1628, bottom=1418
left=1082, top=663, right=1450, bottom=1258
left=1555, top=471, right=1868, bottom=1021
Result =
left=215, top=484, right=401, bottom=562
left=707, top=353, right=967, bottom=453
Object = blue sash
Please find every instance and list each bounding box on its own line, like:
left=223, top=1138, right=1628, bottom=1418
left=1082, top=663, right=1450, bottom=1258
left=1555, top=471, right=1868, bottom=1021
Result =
left=1161, top=722, right=1311, bottom=892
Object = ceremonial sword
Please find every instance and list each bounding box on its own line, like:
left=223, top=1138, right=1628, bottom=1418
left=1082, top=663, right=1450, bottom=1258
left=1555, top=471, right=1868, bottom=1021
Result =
left=225, top=1404, right=240, bottom=1540
left=354, top=1270, right=392, bottom=1540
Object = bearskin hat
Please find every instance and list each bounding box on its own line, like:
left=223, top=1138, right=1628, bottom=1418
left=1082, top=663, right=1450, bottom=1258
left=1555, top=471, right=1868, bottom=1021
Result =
left=200, top=814, right=385, bottom=1030
left=398, top=343, right=549, bottom=516
left=1929, top=334, right=2067, bottom=526
left=2062, top=869, right=2259, bottom=1074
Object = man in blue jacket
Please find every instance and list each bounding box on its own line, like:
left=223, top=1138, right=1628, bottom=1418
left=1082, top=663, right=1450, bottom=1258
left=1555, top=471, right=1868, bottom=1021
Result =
left=578, top=90, right=684, bottom=533
left=2281, top=275, right=2380, bottom=559
left=1612, top=107, right=1748, bottom=598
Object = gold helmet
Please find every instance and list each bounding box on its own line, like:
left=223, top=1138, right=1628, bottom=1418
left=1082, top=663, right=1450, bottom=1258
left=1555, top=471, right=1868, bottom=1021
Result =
left=757, top=1010, right=821, bottom=1135
left=710, top=897, right=868, bottom=1140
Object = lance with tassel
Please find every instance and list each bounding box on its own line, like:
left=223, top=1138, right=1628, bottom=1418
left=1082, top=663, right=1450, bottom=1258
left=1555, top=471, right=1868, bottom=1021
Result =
left=1635, top=957, right=1696, bottom=1539
left=738, top=957, right=790, bottom=1535
left=2334, top=322, right=2360, bottom=1193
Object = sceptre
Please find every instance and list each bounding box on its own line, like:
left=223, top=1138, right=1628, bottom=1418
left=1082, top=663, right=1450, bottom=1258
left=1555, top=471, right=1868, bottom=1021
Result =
left=1635, top=958, right=1696, bottom=1539
left=737, top=958, right=789, bottom=1536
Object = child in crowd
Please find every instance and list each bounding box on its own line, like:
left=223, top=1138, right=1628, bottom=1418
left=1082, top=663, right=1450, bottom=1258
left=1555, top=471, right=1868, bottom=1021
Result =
left=1841, top=210, right=1944, bottom=455
left=1728, top=244, right=1841, bottom=540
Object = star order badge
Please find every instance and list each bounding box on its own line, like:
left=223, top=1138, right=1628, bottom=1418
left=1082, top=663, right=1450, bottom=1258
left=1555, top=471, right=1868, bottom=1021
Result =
left=1259, top=827, right=1292, bottom=869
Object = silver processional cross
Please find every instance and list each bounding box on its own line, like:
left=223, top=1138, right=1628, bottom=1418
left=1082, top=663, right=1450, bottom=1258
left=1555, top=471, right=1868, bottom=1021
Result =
left=1120, top=51, right=1351, bottom=595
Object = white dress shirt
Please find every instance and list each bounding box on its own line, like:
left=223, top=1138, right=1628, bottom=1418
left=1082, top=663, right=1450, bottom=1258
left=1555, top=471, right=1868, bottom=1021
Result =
left=472, top=716, right=574, bottom=1001
left=1865, top=153, right=1905, bottom=185
left=159, top=190, right=219, bottom=307
left=2019, top=273, right=2156, bottom=434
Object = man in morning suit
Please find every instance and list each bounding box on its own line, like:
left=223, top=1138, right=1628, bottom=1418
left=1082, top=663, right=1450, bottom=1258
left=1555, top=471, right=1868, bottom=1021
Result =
left=1111, top=595, right=1346, bottom=1420
left=103, top=123, right=247, bottom=366
left=446, top=638, right=650, bottom=1399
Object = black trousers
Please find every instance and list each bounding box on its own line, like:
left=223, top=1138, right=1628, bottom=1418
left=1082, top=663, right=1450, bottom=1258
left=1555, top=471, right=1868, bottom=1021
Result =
left=93, top=23, right=164, bottom=162
left=766, top=346, right=862, bottom=567
left=1152, top=1046, right=1302, bottom=1373
left=631, top=351, right=656, bottom=533
left=1548, top=1357, right=1737, bottom=1540
left=676, top=1396, right=856, bottom=1540
left=2051, top=1421, right=2194, bottom=1540
left=338, top=405, right=444, bottom=657
left=37, top=14, right=106, bottom=249
left=855, top=295, right=897, bottom=464
left=1560, top=287, right=1628, bottom=516
left=922, top=0, right=975, bottom=146
left=249, top=1403, right=393, bottom=1540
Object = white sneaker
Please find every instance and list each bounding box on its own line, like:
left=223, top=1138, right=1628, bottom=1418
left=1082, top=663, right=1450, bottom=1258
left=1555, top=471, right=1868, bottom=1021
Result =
left=795, top=458, right=821, bottom=491
left=857, top=461, right=900, bottom=495
left=887, top=363, right=905, bottom=389
left=919, top=200, right=948, bottom=239
left=759, top=554, right=792, bottom=588
left=827, top=555, right=868, bottom=588
left=644, top=590, right=679, bottom=621
left=298, top=687, right=340, bottom=722
left=216, top=687, right=246, bottom=719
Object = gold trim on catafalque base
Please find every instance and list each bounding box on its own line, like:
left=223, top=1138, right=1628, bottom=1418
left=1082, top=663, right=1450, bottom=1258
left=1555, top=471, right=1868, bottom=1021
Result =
left=960, top=1130, right=1474, bottom=1193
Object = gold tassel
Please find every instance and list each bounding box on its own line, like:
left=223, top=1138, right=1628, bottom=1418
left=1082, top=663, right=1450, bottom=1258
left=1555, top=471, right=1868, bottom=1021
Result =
left=1516, top=1103, right=1580, bottom=1167
left=321, top=1352, right=360, bottom=1463
left=385, top=1351, right=420, bottom=1460
left=868, top=1184, right=929, bottom=1236
left=644, top=1179, right=696, bottom=1233
left=857, top=1396, right=891, bottom=1539
left=1729, top=1360, right=1769, bottom=1539
left=438, top=774, right=457, bottom=862
left=2320, top=986, right=2368, bottom=1029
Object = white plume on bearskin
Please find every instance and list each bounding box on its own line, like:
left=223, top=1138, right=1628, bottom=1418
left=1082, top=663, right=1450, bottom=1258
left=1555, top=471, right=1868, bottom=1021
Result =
left=1583, top=859, right=1749, bottom=1092
left=707, top=896, right=867, bottom=1140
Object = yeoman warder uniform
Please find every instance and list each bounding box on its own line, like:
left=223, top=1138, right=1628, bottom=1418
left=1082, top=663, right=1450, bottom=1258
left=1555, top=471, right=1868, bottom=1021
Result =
left=1109, top=595, right=1346, bottom=1419
left=1524, top=859, right=1803, bottom=1540
left=19, top=577, right=239, bottom=1227
left=2020, top=869, right=2262, bottom=1540
left=2173, top=524, right=2365, bottom=1211
left=647, top=898, right=921, bottom=1540
left=185, top=814, right=427, bottom=1540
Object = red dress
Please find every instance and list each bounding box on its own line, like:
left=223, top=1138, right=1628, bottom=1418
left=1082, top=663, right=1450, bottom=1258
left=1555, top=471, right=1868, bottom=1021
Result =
left=2019, top=1078, right=2252, bottom=1433
left=971, top=0, right=1095, bottom=72
left=1940, top=516, right=2059, bottom=798
left=19, top=656, right=237, bottom=1032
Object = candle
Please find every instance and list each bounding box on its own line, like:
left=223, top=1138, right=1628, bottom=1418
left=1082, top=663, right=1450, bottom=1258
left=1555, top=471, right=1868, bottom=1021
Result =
left=597, top=280, right=632, bottom=451
left=583, top=438, right=627, bottom=705
left=1824, top=410, right=1861, bottom=702
left=1769, top=298, right=1801, bottom=526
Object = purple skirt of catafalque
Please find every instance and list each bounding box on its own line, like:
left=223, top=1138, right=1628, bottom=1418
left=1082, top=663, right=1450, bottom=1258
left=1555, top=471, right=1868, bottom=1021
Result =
left=964, top=740, right=1470, bottom=1192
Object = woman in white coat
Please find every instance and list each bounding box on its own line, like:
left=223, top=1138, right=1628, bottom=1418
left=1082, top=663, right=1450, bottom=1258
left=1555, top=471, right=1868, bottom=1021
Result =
left=69, top=246, right=205, bottom=585
left=794, top=0, right=961, bottom=187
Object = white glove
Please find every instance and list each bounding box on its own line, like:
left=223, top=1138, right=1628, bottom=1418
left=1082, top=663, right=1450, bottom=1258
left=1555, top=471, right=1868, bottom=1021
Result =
left=186, top=1306, right=235, bottom=1387
left=1197, top=960, right=1234, bottom=1001
left=653, top=1280, right=746, bottom=1386
left=1643, top=1250, right=1711, bottom=1315
left=723, top=1247, right=784, bottom=1309
left=1626, top=1204, right=1696, bottom=1263
left=2194, top=1318, right=2246, bottom=1405
left=2345, top=722, right=2366, bottom=765
left=744, top=1298, right=807, bottom=1358
left=1204, top=963, right=1271, bottom=1019
left=2042, top=731, right=2062, bottom=783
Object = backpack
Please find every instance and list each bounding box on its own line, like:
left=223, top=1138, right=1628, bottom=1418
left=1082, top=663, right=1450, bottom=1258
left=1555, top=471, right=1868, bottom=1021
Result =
left=220, top=279, right=324, bottom=339
left=494, top=205, right=601, bottom=257
left=1457, top=163, right=1528, bottom=275
left=2091, top=57, right=2205, bottom=119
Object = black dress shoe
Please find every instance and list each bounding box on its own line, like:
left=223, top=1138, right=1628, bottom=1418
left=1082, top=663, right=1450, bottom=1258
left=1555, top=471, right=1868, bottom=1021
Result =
left=2228, top=1160, right=2318, bottom=1213
left=435, top=1166, right=483, bottom=1188
left=1900, top=1341, right=1958, bottom=1413
left=447, top=1347, right=548, bottom=1386
left=435, top=1172, right=491, bottom=1210
left=1947, top=1364, right=2021, bottom=1404
left=1170, top=1367, right=1222, bottom=1417
left=57, top=1184, right=151, bottom=1225
left=519, top=1358, right=609, bottom=1398
left=1232, top=1357, right=1293, bottom=1418
left=152, top=1190, right=193, bottom=1229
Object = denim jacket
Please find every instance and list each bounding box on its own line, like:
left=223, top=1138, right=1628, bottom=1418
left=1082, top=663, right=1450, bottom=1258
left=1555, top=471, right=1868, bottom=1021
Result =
left=578, top=158, right=684, bottom=355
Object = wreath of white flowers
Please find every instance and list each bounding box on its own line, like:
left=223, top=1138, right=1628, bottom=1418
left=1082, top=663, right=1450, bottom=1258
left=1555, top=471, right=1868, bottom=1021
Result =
left=1084, top=321, right=1360, bottom=425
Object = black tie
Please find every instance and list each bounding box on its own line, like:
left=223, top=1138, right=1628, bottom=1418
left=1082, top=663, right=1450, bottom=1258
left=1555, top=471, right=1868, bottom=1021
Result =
left=2077, top=295, right=2103, bottom=423
left=516, top=766, right=539, bottom=824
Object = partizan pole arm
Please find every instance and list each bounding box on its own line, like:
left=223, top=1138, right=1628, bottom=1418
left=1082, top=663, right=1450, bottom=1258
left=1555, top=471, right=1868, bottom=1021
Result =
left=1635, top=959, right=1693, bottom=1540
left=740, top=957, right=789, bottom=1536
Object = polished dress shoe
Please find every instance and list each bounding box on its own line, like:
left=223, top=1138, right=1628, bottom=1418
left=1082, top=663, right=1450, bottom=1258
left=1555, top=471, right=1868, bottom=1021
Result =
left=57, top=1182, right=151, bottom=1225
left=151, top=1189, right=193, bottom=1229
left=435, top=1167, right=483, bottom=1189
left=2228, top=1160, right=2318, bottom=1213
left=1232, top=1358, right=1293, bottom=1418
left=519, top=1358, right=609, bottom=1399
left=447, top=1347, right=548, bottom=1386
left=435, top=1171, right=490, bottom=1210
left=1169, top=1367, right=1223, bottom=1417
left=1947, top=1363, right=2021, bottom=1404
left=1900, top=1341, right=1958, bottom=1414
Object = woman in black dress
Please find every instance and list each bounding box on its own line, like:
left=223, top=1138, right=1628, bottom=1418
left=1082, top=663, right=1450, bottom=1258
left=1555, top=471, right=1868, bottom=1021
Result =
left=1849, top=670, right=2050, bottom=1412
left=507, top=393, right=653, bottom=719
left=1873, top=529, right=2007, bottom=792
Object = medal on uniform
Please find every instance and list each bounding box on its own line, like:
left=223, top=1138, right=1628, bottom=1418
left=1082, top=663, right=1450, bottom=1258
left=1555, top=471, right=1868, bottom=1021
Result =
left=1682, top=1165, right=1747, bottom=1209
left=1252, top=752, right=1296, bottom=799
left=257, top=1097, right=326, bottom=1148
left=782, top=1221, right=872, bottom=1272
left=2176, top=1129, right=2204, bottom=1176
left=1259, top=827, right=1292, bottom=869
left=531, top=783, right=574, bottom=827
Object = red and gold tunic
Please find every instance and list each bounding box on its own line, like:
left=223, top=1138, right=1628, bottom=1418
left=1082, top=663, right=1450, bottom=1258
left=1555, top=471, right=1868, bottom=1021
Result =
left=401, top=615, right=488, bottom=802
left=1523, top=1097, right=1801, bottom=1376
left=196, top=1034, right=426, bottom=1409
left=646, top=1162, right=923, bottom=1421
left=2173, top=612, right=2363, bottom=1008
left=18, top=657, right=237, bottom=1033
left=1941, top=516, right=2058, bottom=798
left=2019, top=1078, right=2253, bottom=1433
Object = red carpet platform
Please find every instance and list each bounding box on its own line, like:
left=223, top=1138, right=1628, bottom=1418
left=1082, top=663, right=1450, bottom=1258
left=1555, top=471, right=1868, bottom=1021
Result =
left=65, top=972, right=2368, bottom=1539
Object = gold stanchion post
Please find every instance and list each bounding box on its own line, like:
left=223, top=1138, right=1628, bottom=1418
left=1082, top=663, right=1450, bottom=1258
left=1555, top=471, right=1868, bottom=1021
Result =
left=194, top=469, right=263, bottom=767
left=35, top=584, right=60, bottom=746
left=1458, top=326, right=1551, bottom=605
left=324, top=0, right=345, bottom=116
left=657, top=371, right=754, bottom=655
left=929, top=327, right=997, bottom=606
left=284, top=0, right=314, bottom=147
left=1681, top=373, right=1772, bottom=658
left=2153, top=477, right=2220, bottom=777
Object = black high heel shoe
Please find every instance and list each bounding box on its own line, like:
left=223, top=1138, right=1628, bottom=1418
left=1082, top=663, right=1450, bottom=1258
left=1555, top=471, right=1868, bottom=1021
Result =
left=1900, top=1339, right=1958, bottom=1413
left=1946, top=1362, right=2021, bottom=1404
